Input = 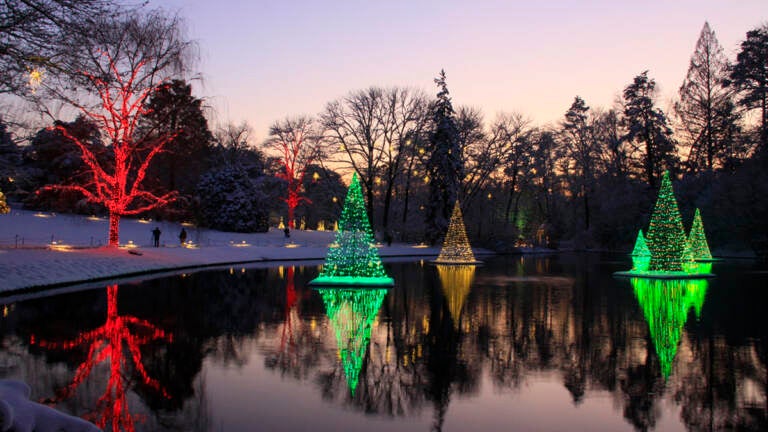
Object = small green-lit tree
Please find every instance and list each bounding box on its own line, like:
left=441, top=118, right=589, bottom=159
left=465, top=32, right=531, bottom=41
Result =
left=688, top=208, right=712, bottom=260
left=631, top=230, right=651, bottom=272
left=645, top=171, right=689, bottom=271
left=310, top=173, right=392, bottom=285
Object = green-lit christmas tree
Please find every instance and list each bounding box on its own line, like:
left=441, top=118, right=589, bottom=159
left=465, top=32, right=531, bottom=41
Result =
left=433, top=200, right=481, bottom=264
left=318, top=288, right=388, bottom=394
left=0, top=189, right=9, bottom=214
left=646, top=171, right=691, bottom=272
left=688, top=208, right=712, bottom=260
left=632, top=277, right=709, bottom=379
left=310, top=173, right=393, bottom=286
left=631, top=230, right=651, bottom=272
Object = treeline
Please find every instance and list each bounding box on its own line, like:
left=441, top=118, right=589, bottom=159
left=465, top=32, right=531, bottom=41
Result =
left=1, top=16, right=767, bottom=255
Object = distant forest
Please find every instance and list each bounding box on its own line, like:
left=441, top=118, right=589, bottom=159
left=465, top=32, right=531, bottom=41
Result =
left=1, top=5, right=767, bottom=257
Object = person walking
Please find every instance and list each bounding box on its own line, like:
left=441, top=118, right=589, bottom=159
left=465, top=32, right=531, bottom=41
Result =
left=179, top=228, right=187, bottom=245
left=152, top=227, right=161, bottom=247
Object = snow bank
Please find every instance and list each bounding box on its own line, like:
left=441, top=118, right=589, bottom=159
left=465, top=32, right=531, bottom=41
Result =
left=0, top=209, right=450, bottom=294
left=0, top=380, right=100, bottom=432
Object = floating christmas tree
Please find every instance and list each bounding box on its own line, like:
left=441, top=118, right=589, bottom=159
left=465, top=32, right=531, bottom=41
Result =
left=318, top=287, right=388, bottom=395
left=310, top=173, right=393, bottom=286
left=436, top=265, right=476, bottom=330
left=632, top=277, right=708, bottom=379
left=688, top=208, right=712, bottom=261
left=631, top=230, right=651, bottom=272
left=433, top=200, right=481, bottom=264
left=646, top=171, right=690, bottom=272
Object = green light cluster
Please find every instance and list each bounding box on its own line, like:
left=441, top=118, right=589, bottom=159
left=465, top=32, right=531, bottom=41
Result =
left=631, top=230, right=651, bottom=272
left=435, top=200, right=480, bottom=264
left=436, top=265, right=476, bottom=330
left=631, top=277, right=709, bottom=379
left=319, top=288, right=388, bottom=395
left=311, top=173, right=393, bottom=286
left=646, top=172, right=691, bottom=272
left=688, top=208, right=712, bottom=260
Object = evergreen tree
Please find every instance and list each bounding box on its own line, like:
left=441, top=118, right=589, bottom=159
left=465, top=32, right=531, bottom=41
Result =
left=676, top=22, right=742, bottom=172
left=688, top=208, right=712, bottom=260
left=562, top=96, right=599, bottom=230
left=424, top=70, right=462, bottom=245
left=142, top=79, right=214, bottom=211
left=312, top=173, right=392, bottom=285
left=623, top=71, right=678, bottom=187
left=645, top=171, right=689, bottom=271
left=728, top=24, right=768, bottom=152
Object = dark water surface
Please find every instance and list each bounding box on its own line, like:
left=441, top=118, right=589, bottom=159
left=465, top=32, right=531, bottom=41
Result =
left=1, top=254, right=766, bottom=432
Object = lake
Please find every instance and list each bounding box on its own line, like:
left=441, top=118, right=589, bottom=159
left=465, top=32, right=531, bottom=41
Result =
left=0, top=253, right=766, bottom=431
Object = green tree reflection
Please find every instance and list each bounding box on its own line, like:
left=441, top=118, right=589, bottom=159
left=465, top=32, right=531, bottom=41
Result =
left=631, top=277, right=709, bottom=379
left=318, top=288, right=388, bottom=394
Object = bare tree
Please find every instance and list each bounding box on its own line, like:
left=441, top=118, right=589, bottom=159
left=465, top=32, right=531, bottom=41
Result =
left=265, top=116, right=324, bottom=229
left=322, top=87, right=428, bottom=231
left=35, top=10, right=194, bottom=245
left=0, top=0, right=122, bottom=96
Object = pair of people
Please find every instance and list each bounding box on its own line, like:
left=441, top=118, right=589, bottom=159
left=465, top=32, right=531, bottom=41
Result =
left=151, top=227, right=187, bottom=247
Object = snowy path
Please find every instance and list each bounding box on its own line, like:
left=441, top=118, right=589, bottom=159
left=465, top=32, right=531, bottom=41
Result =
left=0, top=209, right=446, bottom=294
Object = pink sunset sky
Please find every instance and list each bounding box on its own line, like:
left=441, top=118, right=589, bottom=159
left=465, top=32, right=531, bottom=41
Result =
left=152, top=0, right=766, bottom=140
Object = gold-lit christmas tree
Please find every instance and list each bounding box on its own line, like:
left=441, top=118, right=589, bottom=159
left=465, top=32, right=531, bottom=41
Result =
left=433, top=200, right=481, bottom=264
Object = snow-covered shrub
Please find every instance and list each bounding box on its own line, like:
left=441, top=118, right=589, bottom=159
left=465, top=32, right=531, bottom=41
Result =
left=195, top=166, right=273, bottom=232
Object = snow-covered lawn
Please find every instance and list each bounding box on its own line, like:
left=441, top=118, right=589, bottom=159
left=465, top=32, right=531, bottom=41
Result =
left=0, top=208, right=444, bottom=293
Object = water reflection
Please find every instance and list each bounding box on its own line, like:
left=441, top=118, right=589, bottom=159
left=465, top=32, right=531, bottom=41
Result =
left=0, top=255, right=765, bottom=432
left=435, top=265, right=476, bottom=331
left=631, top=278, right=708, bottom=379
left=317, top=287, right=388, bottom=394
left=30, top=285, right=171, bottom=432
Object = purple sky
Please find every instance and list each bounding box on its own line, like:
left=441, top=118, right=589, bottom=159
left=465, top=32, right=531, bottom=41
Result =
left=151, top=0, right=766, bottom=141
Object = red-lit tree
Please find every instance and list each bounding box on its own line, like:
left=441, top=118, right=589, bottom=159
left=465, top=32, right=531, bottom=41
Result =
left=266, top=116, right=324, bottom=229
left=37, top=11, right=191, bottom=246
left=31, top=285, right=172, bottom=432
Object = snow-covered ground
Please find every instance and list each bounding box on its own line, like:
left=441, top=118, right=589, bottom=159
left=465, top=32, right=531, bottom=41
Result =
left=0, top=208, right=447, bottom=294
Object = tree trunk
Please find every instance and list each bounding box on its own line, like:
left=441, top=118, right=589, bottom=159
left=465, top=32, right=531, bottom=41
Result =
left=108, top=212, right=120, bottom=246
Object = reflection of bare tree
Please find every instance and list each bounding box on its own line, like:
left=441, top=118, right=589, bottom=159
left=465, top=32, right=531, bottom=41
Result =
left=30, top=285, right=172, bottom=432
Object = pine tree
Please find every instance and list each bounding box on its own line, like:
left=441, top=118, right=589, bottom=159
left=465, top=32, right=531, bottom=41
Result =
left=0, top=189, right=9, bottom=214
left=424, top=70, right=462, bottom=245
left=435, top=200, right=479, bottom=263
left=729, top=24, right=768, bottom=151
left=318, top=288, right=387, bottom=395
left=311, top=173, right=393, bottom=285
left=688, top=208, right=713, bottom=260
left=646, top=171, right=689, bottom=271
left=623, top=71, right=678, bottom=187
left=676, top=22, right=741, bottom=172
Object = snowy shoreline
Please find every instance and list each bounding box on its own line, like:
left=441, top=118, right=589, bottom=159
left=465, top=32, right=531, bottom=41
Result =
left=0, top=208, right=450, bottom=295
